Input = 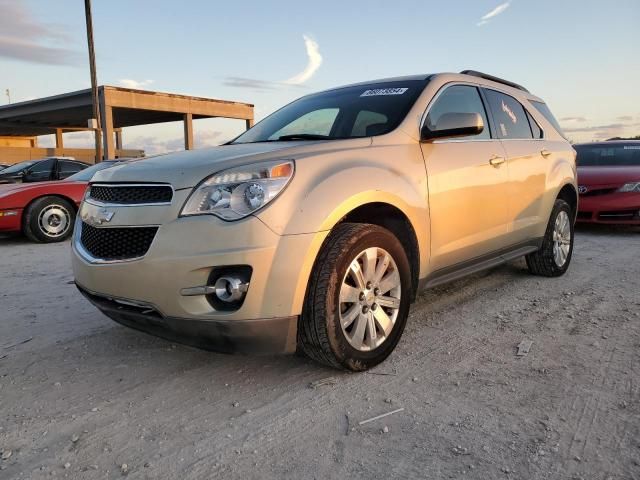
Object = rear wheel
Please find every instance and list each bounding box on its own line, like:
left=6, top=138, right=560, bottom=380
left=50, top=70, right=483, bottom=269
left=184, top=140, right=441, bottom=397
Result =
left=526, top=199, right=574, bottom=277
left=23, top=196, right=75, bottom=243
left=298, top=223, right=412, bottom=371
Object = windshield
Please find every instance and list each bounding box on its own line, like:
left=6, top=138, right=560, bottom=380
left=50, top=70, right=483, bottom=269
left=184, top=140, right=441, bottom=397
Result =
left=0, top=160, right=36, bottom=174
left=575, top=144, right=640, bottom=166
left=232, top=80, right=429, bottom=144
left=67, top=161, right=121, bottom=181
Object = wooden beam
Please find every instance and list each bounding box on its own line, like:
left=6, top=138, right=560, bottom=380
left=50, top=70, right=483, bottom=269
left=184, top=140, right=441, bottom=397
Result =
left=104, top=87, right=254, bottom=121
left=55, top=129, right=64, bottom=148
left=184, top=113, right=194, bottom=150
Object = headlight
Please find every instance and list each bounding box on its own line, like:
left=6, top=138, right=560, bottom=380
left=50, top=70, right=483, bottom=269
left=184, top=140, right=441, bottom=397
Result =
left=618, top=182, right=640, bottom=193
left=181, top=160, right=294, bottom=220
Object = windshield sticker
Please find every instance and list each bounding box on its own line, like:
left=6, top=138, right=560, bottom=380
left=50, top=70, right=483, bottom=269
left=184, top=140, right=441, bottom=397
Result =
left=360, top=88, right=408, bottom=97
left=501, top=100, right=517, bottom=124
left=500, top=123, right=508, bottom=137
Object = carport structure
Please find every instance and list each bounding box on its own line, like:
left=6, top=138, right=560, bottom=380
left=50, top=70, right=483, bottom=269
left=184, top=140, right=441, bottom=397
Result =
left=0, top=86, right=255, bottom=162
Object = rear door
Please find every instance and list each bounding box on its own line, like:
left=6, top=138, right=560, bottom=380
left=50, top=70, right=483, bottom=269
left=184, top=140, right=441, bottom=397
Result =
left=482, top=88, right=547, bottom=245
left=420, top=84, right=510, bottom=271
left=57, top=160, right=87, bottom=180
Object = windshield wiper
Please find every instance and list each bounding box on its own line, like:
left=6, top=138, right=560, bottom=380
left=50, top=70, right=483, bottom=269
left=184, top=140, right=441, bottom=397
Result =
left=277, top=134, right=332, bottom=141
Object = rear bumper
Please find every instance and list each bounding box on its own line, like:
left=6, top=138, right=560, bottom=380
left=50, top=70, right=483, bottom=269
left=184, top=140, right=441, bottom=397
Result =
left=78, top=285, right=298, bottom=355
left=0, top=208, right=22, bottom=232
left=577, top=193, right=640, bottom=224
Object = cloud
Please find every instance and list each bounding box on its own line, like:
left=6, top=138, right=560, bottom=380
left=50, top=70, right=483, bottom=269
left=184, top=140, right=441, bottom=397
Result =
left=126, top=131, right=225, bottom=154
left=284, top=35, right=323, bottom=85
left=477, top=2, right=511, bottom=26
left=222, top=77, right=279, bottom=91
left=617, top=115, right=633, bottom=122
left=560, top=116, right=588, bottom=123
left=223, top=35, right=322, bottom=90
left=118, top=79, right=155, bottom=89
left=0, top=0, right=79, bottom=65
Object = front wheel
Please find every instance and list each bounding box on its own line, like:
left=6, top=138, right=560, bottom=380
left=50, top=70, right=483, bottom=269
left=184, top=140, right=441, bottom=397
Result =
left=23, top=196, right=76, bottom=243
left=298, top=223, right=412, bottom=371
left=526, top=199, right=574, bottom=277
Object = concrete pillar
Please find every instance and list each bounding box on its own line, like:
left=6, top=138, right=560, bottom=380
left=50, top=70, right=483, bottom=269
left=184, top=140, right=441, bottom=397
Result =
left=246, top=118, right=254, bottom=130
left=55, top=129, right=64, bottom=149
left=115, top=129, right=123, bottom=151
left=184, top=113, right=194, bottom=150
left=101, top=105, right=115, bottom=160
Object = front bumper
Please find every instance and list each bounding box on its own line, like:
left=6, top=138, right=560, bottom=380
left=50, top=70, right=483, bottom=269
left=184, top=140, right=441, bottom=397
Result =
left=71, top=195, right=328, bottom=353
left=77, top=285, right=297, bottom=354
left=577, top=192, right=640, bottom=224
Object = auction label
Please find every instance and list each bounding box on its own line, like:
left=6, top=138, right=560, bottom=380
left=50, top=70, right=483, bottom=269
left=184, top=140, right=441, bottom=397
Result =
left=361, top=88, right=408, bottom=97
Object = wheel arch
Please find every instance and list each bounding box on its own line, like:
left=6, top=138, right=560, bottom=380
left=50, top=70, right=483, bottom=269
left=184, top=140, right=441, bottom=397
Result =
left=557, top=183, right=578, bottom=220
left=337, top=202, right=421, bottom=301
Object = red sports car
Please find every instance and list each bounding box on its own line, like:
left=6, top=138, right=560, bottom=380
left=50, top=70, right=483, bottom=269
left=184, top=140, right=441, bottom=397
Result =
left=575, top=141, right=640, bottom=224
left=0, top=161, right=120, bottom=242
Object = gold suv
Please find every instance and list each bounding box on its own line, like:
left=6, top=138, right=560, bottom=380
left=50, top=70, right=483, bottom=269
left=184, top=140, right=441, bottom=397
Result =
left=72, top=71, right=577, bottom=371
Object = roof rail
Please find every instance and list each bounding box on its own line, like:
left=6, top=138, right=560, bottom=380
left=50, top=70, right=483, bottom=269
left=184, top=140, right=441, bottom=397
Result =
left=459, top=70, right=530, bottom=93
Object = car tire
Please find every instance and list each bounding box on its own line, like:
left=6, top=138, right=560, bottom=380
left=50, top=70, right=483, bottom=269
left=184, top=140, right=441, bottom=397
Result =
left=23, top=196, right=76, bottom=243
left=526, top=199, right=574, bottom=277
left=298, top=223, right=412, bottom=371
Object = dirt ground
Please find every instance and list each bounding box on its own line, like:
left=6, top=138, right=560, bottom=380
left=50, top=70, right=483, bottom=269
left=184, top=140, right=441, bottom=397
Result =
left=0, top=225, right=638, bottom=480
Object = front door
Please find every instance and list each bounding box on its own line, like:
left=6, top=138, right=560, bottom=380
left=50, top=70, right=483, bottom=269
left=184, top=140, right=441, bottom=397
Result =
left=420, top=84, right=510, bottom=271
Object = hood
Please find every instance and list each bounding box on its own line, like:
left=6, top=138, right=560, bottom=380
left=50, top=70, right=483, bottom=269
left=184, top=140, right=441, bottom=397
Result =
left=90, top=139, right=371, bottom=189
left=577, top=166, right=640, bottom=186
left=0, top=180, right=84, bottom=198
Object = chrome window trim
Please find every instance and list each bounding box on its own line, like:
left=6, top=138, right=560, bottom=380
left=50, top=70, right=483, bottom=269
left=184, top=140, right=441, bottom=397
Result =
left=87, top=183, right=174, bottom=207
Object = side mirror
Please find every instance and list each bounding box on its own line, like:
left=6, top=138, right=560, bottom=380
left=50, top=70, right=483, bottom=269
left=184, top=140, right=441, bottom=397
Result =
left=421, top=112, right=484, bottom=141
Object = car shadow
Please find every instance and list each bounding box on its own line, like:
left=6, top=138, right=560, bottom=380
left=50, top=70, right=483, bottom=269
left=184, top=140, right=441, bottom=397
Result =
left=575, top=223, right=640, bottom=236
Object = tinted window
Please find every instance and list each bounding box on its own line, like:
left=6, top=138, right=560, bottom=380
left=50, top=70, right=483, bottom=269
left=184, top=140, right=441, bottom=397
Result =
left=232, top=79, right=429, bottom=143
left=0, top=160, right=36, bottom=174
left=67, top=161, right=121, bottom=181
left=574, top=144, right=640, bottom=166
left=530, top=101, right=565, bottom=138
left=527, top=111, right=543, bottom=139
left=58, top=160, right=87, bottom=180
left=351, top=110, right=389, bottom=136
left=425, top=85, right=490, bottom=140
left=26, top=159, right=55, bottom=181
left=484, top=89, right=532, bottom=139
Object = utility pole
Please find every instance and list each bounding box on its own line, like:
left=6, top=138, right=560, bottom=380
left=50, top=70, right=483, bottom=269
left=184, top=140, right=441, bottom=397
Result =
left=84, top=0, right=102, bottom=163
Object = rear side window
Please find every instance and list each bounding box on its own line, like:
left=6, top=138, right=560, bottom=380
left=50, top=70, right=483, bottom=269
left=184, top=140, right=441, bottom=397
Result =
left=530, top=101, right=565, bottom=138
left=526, top=111, right=543, bottom=139
left=27, top=158, right=55, bottom=180
left=483, top=89, right=532, bottom=139
left=58, top=160, right=87, bottom=179
left=425, top=85, right=491, bottom=140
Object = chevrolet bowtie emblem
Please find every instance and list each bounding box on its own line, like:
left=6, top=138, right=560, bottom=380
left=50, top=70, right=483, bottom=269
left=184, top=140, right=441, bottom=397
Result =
left=91, top=207, right=115, bottom=225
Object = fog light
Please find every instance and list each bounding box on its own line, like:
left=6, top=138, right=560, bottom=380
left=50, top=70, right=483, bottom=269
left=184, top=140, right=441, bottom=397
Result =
left=214, top=276, right=249, bottom=303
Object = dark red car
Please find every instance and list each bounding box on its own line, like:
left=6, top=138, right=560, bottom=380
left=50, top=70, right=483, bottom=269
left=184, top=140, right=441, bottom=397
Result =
left=575, top=141, right=640, bottom=224
left=0, top=161, right=119, bottom=242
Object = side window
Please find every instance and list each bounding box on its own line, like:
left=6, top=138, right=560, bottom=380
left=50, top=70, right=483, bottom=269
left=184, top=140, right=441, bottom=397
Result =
left=25, top=159, right=55, bottom=181
left=269, top=108, right=339, bottom=139
left=425, top=85, right=490, bottom=140
left=483, top=89, right=533, bottom=139
left=351, top=110, right=389, bottom=137
left=526, top=111, right=543, bottom=139
left=58, top=161, right=86, bottom=180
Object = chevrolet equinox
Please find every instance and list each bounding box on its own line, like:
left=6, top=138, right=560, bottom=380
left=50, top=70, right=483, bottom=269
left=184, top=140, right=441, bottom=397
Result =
left=72, top=71, right=577, bottom=371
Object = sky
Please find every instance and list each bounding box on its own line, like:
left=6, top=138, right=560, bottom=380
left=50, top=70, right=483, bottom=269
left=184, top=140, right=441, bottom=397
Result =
left=1, top=0, right=639, bottom=153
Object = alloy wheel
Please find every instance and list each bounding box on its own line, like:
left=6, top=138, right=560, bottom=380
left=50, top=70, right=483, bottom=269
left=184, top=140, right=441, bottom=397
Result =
left=38, top=204, right=71, bottom=238
left=552, top=210, right=571, bottom=267
left=339, top=247, right=401, bottom=351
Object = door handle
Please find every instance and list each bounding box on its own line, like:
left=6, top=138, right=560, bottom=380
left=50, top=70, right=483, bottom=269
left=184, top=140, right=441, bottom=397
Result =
left=540, top=149, right=552, bottom=157
left=489, top=155, right=505, bottom=166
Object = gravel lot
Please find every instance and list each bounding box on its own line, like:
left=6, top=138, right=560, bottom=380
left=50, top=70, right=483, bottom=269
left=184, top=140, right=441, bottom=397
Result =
left=1, top=226, right=639, bottom=480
